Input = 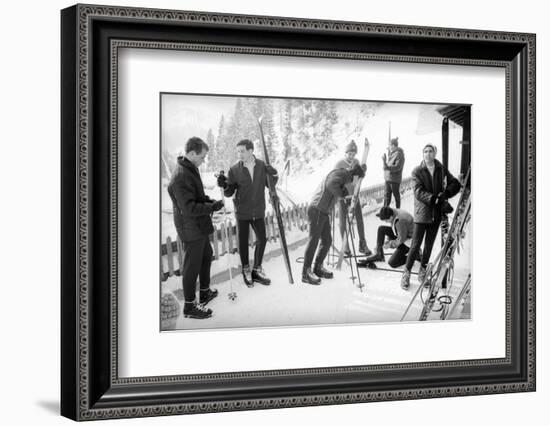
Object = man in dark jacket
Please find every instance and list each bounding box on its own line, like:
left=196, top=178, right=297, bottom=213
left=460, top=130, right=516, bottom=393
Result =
left=167, top=137, right=224, bottom=319
left=400, top=144, right=460, bottom=290
left=217, top=139, right=278, bottom=287
left=302, top=163, right=366, bottom=284
left=383, top=137, right=405, bottom=208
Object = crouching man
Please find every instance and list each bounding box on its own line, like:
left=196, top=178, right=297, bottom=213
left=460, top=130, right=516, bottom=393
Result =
left=357, top=206, right=417, bottom=269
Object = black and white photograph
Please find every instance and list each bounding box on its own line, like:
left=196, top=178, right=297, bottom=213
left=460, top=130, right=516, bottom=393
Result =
left=160, top=94, right=472, bottom=331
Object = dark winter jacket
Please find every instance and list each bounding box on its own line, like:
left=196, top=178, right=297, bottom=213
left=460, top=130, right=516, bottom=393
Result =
left=224, top=157, right=278, bottom=220
left=384, top=147, right=405, bottom=183
left=412, top=159, right=461, bottom=224
left=167, top=157, right=215, bottom=242
left=309, top=168, right=352, bottom=215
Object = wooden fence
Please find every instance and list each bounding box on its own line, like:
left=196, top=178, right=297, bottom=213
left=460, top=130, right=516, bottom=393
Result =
left=160, top=177, right=413, bottom=281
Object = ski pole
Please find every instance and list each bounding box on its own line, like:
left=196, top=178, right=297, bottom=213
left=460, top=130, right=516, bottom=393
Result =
left=346, top=212, right=363, bottom=291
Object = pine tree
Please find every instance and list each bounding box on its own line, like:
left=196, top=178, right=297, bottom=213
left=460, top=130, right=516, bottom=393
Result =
left=205, top=128, right=215, bottom=171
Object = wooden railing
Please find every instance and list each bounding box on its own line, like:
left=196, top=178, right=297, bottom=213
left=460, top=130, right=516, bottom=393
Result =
left=160, top=177, right=413, bottom=281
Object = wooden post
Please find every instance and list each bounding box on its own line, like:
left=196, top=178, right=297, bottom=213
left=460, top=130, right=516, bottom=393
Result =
left=211, top=226, right=219, bottom=260
left=220, top=221, right=227, bottom=256
left=176, top=236, right=184, bottom=274
left=166, top=236, right=175, bottom=277
left=228, top=221, right=235, bottom=253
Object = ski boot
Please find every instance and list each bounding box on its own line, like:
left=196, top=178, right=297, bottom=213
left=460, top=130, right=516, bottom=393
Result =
left=313, top=264, right=334, bottom=279
left=401, top=269, right=411, bottom=290
left=242, top=266, right=254, bottom=288
left=183, top=301, right=212, bottom=319
left=302, top=268, right=321, bottom=285
left=358, top=240, right=372, bottom=256
left=252, top=266, right=271, bottom=285
left=199, top=288, right=218, bottom=306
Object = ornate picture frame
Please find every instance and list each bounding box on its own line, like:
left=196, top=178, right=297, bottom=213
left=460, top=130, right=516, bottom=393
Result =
left=61, top=4, right=535, bottom=420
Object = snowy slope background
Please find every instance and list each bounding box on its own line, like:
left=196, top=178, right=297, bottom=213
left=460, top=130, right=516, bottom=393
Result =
left=161, top=94, right=464, bottom=239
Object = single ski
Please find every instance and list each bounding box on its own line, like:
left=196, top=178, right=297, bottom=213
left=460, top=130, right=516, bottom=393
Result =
left=257, top=117, right=294, bottom=284
left=336, top=137, right=370, bottom=270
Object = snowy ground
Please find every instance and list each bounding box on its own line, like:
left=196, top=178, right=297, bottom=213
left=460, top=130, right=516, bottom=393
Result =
left=161, top=192, right=472, bottom=331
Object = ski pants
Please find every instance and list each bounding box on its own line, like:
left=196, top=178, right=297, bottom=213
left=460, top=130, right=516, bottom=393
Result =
left=303, top=206, right=332, bottom=270
left=384, top=181, right=401, bottom=208
left=181, top=236, right=213, bottom=303
left=376, top=226, right=409, bottom=268
left=405, top=219, right=441, bottom=271
left=338, top=199, right=366, bottom=246
left=237, top=218, right=267, bottom=269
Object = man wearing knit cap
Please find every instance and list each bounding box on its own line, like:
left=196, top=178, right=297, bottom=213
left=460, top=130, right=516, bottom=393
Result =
left=333, top=140, right=371, bottom=256
left=400, top=143, right=461, bottom=290
left=383, top=137, right=405, bottom=208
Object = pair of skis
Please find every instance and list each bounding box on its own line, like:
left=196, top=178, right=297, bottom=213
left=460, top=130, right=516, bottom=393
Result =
left=258, top=117, right=294, bottom=284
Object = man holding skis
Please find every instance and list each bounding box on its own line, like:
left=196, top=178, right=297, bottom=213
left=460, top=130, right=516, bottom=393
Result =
left=302, top=162, right=367, bottom=285
left=167, top=137, right=224, bottom=319
left=217, top=139, right=278, bottom=288
left=400, top=143, right=460, bottom=290
left=334, top=140, right=371, bottom=256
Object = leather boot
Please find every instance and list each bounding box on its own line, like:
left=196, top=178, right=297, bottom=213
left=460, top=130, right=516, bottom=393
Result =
left=302, top=268, right=321, bottom=285
left=313, top=264, right=334, bottom=279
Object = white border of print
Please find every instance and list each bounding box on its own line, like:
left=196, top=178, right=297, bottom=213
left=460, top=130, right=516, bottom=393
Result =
left=117, top=48, right=505, bottom=378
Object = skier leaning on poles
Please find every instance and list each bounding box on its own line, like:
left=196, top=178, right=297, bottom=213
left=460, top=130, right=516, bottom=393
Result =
left=167, top=137, right=224, bottom=319
left=334, top=140, right=372, bottom=256
left=216, top=139, right=278, bottom=287
left=302, top=163, right=367, bottom=285
left=400, top=143, right=460, bottom=290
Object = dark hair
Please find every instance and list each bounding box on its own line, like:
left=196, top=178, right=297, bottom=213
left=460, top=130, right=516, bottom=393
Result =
left=390, top=137, right=399, bottom=147
left=185, top=137, right=209, bottom=155
left=237, top=139, right=254, bottom=151
left=377, top=206, right=394, bottom=220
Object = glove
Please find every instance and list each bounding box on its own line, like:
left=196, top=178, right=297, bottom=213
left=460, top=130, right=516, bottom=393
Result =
left=212, top=200, right=224, bottom=212
left=436, top=192, right=448, bottom=205
left=216, top=173, right=228, bottom=189
left=361, top=163, right=367, bottom=173
left=351, top=163, right=365, bottom=179
left=265, top=164, right=278, bottom=176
